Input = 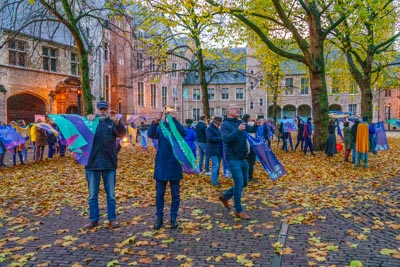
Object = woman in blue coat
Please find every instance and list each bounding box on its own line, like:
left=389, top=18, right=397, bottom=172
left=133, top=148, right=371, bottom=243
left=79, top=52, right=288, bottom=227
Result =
left=184, top=119, right=197, bottom=158
left=148, top=111, right=186, bottom=230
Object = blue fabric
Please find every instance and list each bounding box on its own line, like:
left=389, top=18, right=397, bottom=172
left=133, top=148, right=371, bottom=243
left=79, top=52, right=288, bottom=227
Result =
left=0, top=126, right=26, bottom=150
left=278, top=119, right=297, bottom=132
left=155, top=179, right=180, bottom=219
left=184, top=127, right=197, bottom=158
left=220, top=117, right=248, bottom=161
left=86, top=169, right=117, bottom=222
left=210, top=155, right=222, bottom=184
left=374, top=122, right=389, bottom=151
left=206, top=123, right=223, bottom=157
left=140, top=129, right=148, bottom=151
left=197, top=142, right=209, bottom=172
left=222, top=159, right=249, bottom=212
left=148, top=117, right=186, bottom=181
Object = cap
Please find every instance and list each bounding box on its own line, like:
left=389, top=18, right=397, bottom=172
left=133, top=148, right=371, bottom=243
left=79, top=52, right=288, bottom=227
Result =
left=97, top=101, right=109, bottom=109
left=213, top=116, right=223, bottom=124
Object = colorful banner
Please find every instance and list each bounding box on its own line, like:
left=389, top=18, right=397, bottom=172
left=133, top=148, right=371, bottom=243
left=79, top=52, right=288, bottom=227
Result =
left=127, top=115, right=137, bottom=123
left=139, top=129, right=148, bottom=151
left=34, top=115, right=46, bottom=123
left=374, top=122, right=389, bottom=151
left=0, top=126, right=26, bottom=150
left=159, top=114, right=199, bottom=174
left=34, top=122, right=59, bottom=135
left=48, top=114, right=99, bottom=165
left=279, top=119, right=297, bottom=132
left=245, top=133, right=286, bottom=181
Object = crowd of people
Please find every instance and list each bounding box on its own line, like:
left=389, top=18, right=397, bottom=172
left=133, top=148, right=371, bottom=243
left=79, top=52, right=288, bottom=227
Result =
left=0, top=102, right=382, bottom=230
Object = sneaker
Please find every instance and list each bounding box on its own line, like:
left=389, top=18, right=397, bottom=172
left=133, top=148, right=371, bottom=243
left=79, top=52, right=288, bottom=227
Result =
left=170, top=219, right=179, bottom=229
left=109, top=221, right=120, bottom=229
left=205, top=172, right=212, bottom=176
left=84, top=221, right=99, bottom=229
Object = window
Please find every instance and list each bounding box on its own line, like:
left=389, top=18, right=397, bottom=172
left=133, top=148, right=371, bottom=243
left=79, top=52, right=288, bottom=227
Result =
left=149, top=57, right=156, bottom=72
left=210, top=108, right=215, bottom=116
left=239, top=108, right=244, bottom=118
left=138, top=82, right=144, bottom=106
left=43, top=47, right=57, bottom=72
left=385, top=89, right=391, bottom=97
left=71, top=52, right=78, bottom=75
left=250, top=82, right=254, bottom=90
left=8, top=40, right=26, bottom=67
left=162, top=86, right=167, bottom=107
left=348, top=104, right=357, bottom=115
left=104, top=75, right=110, bottom=102
left=285, top=78, right=293, bottom=95
left=193, top=108, right=200, bottom=121
left=151, top=84, right=157, bottom=107
left=208, top=88, right=215, bottom=100
left=104, top=42, right=109, bottom=61
left=193, top=89, right=200, bottom=100
left=194, top=73, right=199, bottom=81
left=172, top=88, right=178, bottom=98
left=172, top=63, right=177, bottom=77
left=137, top=52, right=143, bottom=70
left=221, top=108, right=227, bottom=116
left=259, top=98, right=263, bottom=106
left=221, top=88, right=229, bottom=100
left=301, top=77, right=309, bottom=95
left=250, top=101, right=254, bottom=109
left=236, top=88, right=244, bottom=99
left=259, top=78, right=264, bottom=87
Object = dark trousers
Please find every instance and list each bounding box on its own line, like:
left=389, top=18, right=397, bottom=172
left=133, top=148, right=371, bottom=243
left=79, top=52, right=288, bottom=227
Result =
left=295, top=136, right=303, bottom=151
left=247, top=150, right=256, bottom=180
left=303, top=137, right=314, bottom=155
left=155, top=180, right=180, bottom=220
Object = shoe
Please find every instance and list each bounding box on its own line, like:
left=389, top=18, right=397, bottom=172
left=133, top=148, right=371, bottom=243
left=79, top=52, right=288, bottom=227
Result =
left=170, top=219, right=179, bottom=229
left=218, top=193, right=231, bottom=209
left=234, top=212, right=251, bottom=220
left=109, top=221, right=120, bottom=228
left=84, top=221, right=99, bottom=229
left=153, top=218, right=163, bottom=230
left=205, top=172, right=212, bottom=176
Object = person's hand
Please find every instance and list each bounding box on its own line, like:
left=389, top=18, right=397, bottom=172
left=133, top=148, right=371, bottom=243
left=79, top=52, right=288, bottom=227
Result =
left=87, top=114, right=95, bottom=121
left=110, top=114, right=120, bottom=125
left=238, top=122, right=246, bottom=131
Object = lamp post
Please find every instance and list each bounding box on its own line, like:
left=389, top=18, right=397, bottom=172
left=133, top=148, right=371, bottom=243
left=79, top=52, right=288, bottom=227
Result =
left=77, top=87, right=82, bottom=115
left=118, top=98, right=122, bottom=114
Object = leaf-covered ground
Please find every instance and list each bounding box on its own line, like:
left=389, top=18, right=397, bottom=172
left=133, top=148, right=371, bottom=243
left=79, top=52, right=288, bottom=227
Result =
left=0, top=135, right=399, bottom=266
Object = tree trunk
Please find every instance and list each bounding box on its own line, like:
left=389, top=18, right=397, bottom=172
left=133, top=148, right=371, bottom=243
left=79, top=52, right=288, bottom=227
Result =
left=79, top=50, right=93, bottom=115
left=194, top=37, right=210, bottom=118
left=359, top=80, right=373, bottom=121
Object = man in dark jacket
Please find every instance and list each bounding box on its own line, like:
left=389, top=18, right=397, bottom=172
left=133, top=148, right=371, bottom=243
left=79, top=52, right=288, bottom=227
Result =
left=85, top=101, right=126, bottom=229
left=148, top=109, right=186, bottom=230
left=206, top=116, right=223, bottom=187
left=219, top=104, right=251, bottom=220
left=195, top=115, right=210, bottom=174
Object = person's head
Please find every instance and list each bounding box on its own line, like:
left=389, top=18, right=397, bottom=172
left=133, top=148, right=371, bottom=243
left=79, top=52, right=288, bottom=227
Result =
left=97, top=101, right=109, bottom=120
left=283, top=116, right=287, bottom=119
left=344, top=121, right=349, bottom=127
left=200, top=115, right=207, bottom=121
left=307, top=117, right=312, bottom=123
left=362, top=115, right=369, bottom=123
left=185, top=118, right=194, bottom=126
left=212, top=116, right=223, bottom=127
left=227, top=104, right=239, bottom=118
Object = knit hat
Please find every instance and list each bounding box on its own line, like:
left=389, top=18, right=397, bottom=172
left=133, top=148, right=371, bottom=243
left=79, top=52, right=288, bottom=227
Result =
left=97, top=101, right=109, bottom=109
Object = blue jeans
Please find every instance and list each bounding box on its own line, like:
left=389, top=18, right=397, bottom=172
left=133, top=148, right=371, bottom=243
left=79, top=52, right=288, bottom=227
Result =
left=86, top=169, right=117, bottom=222
left=48, top=142, right=56, bottom=158
left=155, top=180, right=180, bottom=220
left=210, top=156, right=221, bottom=184
left=351, top=142, right=356, bottom=163
left=303, top=137, right=314, bottom=155
left=222, top=159, right=249, bottom=212
left=197, top=143, right=209, bottom=172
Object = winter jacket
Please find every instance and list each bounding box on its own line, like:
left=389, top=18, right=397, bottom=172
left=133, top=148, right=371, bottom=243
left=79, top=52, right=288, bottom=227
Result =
left=148, top=117, right=186, bottom=181
left=206, top=123, right=223, bottom=157
left=85, top=118, right=126, bottom=170
left=195, top=121, right=207, bottom=143
left=220, top=117, right=248, bottom=161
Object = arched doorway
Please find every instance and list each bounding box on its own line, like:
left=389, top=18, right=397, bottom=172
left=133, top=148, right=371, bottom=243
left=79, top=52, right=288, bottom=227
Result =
left=298, top=104, right=311, bottom=117
left=66, top=105, right=79, bottom=114
left=329, top=104, right=342, bottom=112
left=7, top=93, right=46, bottom=124
left=283, top=104, right=296, bottom=118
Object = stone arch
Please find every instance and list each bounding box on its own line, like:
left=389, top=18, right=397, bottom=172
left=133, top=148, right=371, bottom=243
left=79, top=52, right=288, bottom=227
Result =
left=329, top=104, right=342, bottom=112
left=66, top=105, right=79, bottom=114
left=7, top=93, right=47, bottom=124
left=283, top=104, right=296, bottom=118
left=298, top=104, right=311, bottom=117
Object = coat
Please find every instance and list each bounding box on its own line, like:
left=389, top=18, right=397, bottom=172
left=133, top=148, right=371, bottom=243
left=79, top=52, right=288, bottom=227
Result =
left=206, top=123, right=223, bottom=157
left=195, top=121, right=207, bottom=143
left=148, top=117, right=186, bottom=181
left=344, top=126, right=352, bottom=150
left=85, top=118, right=126, bottom=170
left=220, top=117, right=248, bottom=161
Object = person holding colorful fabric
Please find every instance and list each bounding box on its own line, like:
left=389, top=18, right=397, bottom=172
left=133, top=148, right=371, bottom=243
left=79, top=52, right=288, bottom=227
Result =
left=343, top=121, right=352, bottom=162
left=148, top=109, right=186, bottom=230
left=355, top=116, right=370, bottom=168
left=34, top=120, right=47, bottom=162
left=303, top=117, right=315, bottom=156
left=351, top=117, right=360, bottom=163
left=196, top=115, right=210, bottom=175
left=325, top=120, right=337, bottom=157
left=219, top=104, right=251, bottom=220
left=84, top=101, right=126, bottom=229
left=295, top=119, right=304, bottom=151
